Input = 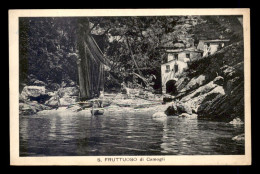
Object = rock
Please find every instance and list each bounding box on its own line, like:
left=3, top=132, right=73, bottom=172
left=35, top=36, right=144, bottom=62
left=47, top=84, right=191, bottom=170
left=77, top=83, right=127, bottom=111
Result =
left=180, top=75, right=206, bottom=92
left=181, top=81, right=225, bottom=115
left=164, top=102, right=192, bottom=115
left=213, top=76, right=224, bottom=86
left=190, top=114, right=198, bottom=119
left=176, top=42, right=244, bottom=121
left=179, top=113, right=190, bottom=117
left=181, top=81, right=218, bottom=101
left=19, top=94, right=25, bottom=103
left=19, top=102, right=51, bottom=115
left=232, top=134, right=245, bottom=141
left=163, top=94, right=175, bottom=103
left=33, top=80, right=46, bottom=86
left=175, top=77, right=190, bottom=92
left=20, top=86, right=46, bottom=100
left=179, top=113, right=197, bottom=119
left=222, top=66, right=236, bottom=79
left=229, top=118, right=244, bottom=125
left=29, top=94, right=51, bottom=104
left=19, top=103, right=37, bottom=115
left=152, top=112, right=167, bottom=118
left=176, top=102, right=193, bottom=115
left=58, top=87, right=79, bottom=97
left=47, top=83, right=60, bottom=91
left=66, top=105, right=82, bottom=112
left=197, top=78, right=242, bottom=121
left=45, top=95, right=59, bottom=107
left=61, top=81, right=67, bottom=88
left=165, top=105, right=177, bottom=116
left=47, top=92, right=56, bottom=97
left=192, top=107, right=197, bottom=113
left=59, top=96, right=77, bottom=106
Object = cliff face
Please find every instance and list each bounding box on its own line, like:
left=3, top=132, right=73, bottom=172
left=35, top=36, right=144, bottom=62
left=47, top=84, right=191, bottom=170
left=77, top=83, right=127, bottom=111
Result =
left=175, top=41, right=244, bottom=121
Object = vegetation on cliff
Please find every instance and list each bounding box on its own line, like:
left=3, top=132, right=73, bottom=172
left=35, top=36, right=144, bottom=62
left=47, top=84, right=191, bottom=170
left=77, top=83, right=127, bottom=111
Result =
left=19, top=16, right=244, bottom=121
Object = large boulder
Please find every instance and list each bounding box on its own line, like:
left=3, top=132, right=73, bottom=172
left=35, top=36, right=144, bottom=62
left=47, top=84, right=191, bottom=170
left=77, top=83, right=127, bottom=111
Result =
left=165, top=105, right=177, bottom=116
left=152, top=112, right=167, bottom=118
left=59, top=96, right=77, bottom=106
left=33, top=80, right=46, bottom=86
left=45, top=94, right=59, bottom=107
left=180, top=75, right=206, bottom=92
left=179, top=113, right=191, bottom=118
left=47, top=83, right=60, bottom=91
left=164, top=101, right=192, bottom=115
left=58, top=87, right=79, bottom=98
left=66, top=105, right=82, bottom=112
left=175, top=77, right=190, bottom=92
left=19, top=101, right=51, bottom=115
left=176, top=102, right=193, bottom=115
left=232, top=134, right=245, bottom=142
left=20, top=86, right=46, bottom=100
left=19, top=103, right=37, bottom=115
left=163, top=95, right=174, bottom=103
left=181, top=81, right=218, bottom=102
left=180, top=79, right=226, bottom=116
left=197, top=76, right=243, bottom=121
left=213, top=76, right=224, bottom=86
left=229, top=117, right=244, bottom=125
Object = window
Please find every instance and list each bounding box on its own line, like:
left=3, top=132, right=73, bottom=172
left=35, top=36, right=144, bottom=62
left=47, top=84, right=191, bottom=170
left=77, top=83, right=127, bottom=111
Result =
left=217, top=43, right=223, bottom=51
left=186, top=53, right=190, bottom=58
left=168, top=54, right=174, bottom=62
left=165, top=65, right=170, bottom=73
left=174, top=64, right=178, bottom=73
left=174, top=54, right=178, bottom=60
left=163, top=54, right=168, bottom=63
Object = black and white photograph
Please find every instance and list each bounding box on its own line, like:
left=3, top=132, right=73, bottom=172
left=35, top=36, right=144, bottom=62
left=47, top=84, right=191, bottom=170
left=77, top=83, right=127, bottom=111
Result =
left=9, top=9, right=251, bottom=165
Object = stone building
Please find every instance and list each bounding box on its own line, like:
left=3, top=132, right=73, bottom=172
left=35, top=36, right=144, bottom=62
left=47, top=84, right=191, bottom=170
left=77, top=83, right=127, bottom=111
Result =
left=160, top=39, right=229, bottom=94
left=197, top=39, right=230, bottom=57
left=161, top=47, right=203, bottom=94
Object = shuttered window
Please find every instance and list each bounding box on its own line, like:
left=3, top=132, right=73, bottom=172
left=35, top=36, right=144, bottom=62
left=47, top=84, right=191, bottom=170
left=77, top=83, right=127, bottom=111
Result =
left=165, top=65, right=170, bottom=73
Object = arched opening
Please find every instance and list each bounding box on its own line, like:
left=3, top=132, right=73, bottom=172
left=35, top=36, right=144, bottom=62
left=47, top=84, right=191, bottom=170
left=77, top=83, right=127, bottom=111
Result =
left=166, top=80, right=177, bottom=95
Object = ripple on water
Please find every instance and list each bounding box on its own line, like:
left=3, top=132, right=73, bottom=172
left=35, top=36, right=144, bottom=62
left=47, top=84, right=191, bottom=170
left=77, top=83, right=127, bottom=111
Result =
left=19, top=111, right=245, bottom=156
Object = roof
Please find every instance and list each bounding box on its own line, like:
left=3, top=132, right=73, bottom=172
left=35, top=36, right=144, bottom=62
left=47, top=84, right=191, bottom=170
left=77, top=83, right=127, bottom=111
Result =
left=165, top=47, right=203, bottom=53
left=199, top=39, right=230, bottom=43
left=161, top=58, right=190, bottom=65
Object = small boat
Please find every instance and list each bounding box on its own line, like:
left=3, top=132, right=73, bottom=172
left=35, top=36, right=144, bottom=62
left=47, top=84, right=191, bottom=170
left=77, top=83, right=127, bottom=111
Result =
left=89, top=98, right=104, bottom=115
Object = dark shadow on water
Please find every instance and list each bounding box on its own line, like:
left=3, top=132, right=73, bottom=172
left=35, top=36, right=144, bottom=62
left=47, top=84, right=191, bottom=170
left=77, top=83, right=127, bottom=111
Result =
left=19, top=112, right=245, bottom=156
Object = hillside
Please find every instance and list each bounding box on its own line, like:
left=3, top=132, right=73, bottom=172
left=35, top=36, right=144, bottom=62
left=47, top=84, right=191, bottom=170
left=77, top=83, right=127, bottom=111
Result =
left=19, top=16, right=245, bottom=122
left=174, top=41, right=244, bottom=121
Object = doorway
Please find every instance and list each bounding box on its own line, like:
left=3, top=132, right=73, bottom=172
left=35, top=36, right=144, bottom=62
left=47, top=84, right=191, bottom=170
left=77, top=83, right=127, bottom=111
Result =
left=166, top=80, right=177, bottom=95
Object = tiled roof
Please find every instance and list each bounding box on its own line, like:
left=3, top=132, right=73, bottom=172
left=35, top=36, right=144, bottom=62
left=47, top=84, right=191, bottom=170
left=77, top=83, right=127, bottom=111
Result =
left=199, top=39, right=230, bottom=43
left=165, top=47, right=203, bottom=53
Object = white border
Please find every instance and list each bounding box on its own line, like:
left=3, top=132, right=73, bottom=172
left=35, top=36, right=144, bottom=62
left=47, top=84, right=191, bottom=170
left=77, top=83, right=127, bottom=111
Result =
left=9, top=9, right=251, bottom=166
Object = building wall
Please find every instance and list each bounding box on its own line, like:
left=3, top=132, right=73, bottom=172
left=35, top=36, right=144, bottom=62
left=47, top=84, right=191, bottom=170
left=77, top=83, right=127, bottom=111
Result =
left=161, top=60, right=188, bottom=94
left=162, top=51, right=202, bottom=94
left=203, top=43, right=224, bottom=57
left=198, top=40, right=226, bottom=57
left=167, top=51, right=202, bottom=62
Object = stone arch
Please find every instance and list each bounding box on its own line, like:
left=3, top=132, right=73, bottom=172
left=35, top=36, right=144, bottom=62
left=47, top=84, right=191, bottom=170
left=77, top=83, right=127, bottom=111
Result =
left=166, top=80, right=177, bottom=95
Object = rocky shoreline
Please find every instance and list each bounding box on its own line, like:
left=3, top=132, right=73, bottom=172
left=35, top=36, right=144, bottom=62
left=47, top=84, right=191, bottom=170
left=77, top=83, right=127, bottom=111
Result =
left=19, top=42, right=245, bottom=127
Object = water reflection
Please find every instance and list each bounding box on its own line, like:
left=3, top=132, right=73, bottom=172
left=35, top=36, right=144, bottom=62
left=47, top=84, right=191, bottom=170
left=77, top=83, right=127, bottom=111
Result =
left=20, top=111, right=245, bottom=156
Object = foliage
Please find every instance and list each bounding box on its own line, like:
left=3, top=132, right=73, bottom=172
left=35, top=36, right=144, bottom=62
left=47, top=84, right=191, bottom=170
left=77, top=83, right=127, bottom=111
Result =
left=19, top=17, right=79, bottom=88
left=19, top=16, right=243, bottom=91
